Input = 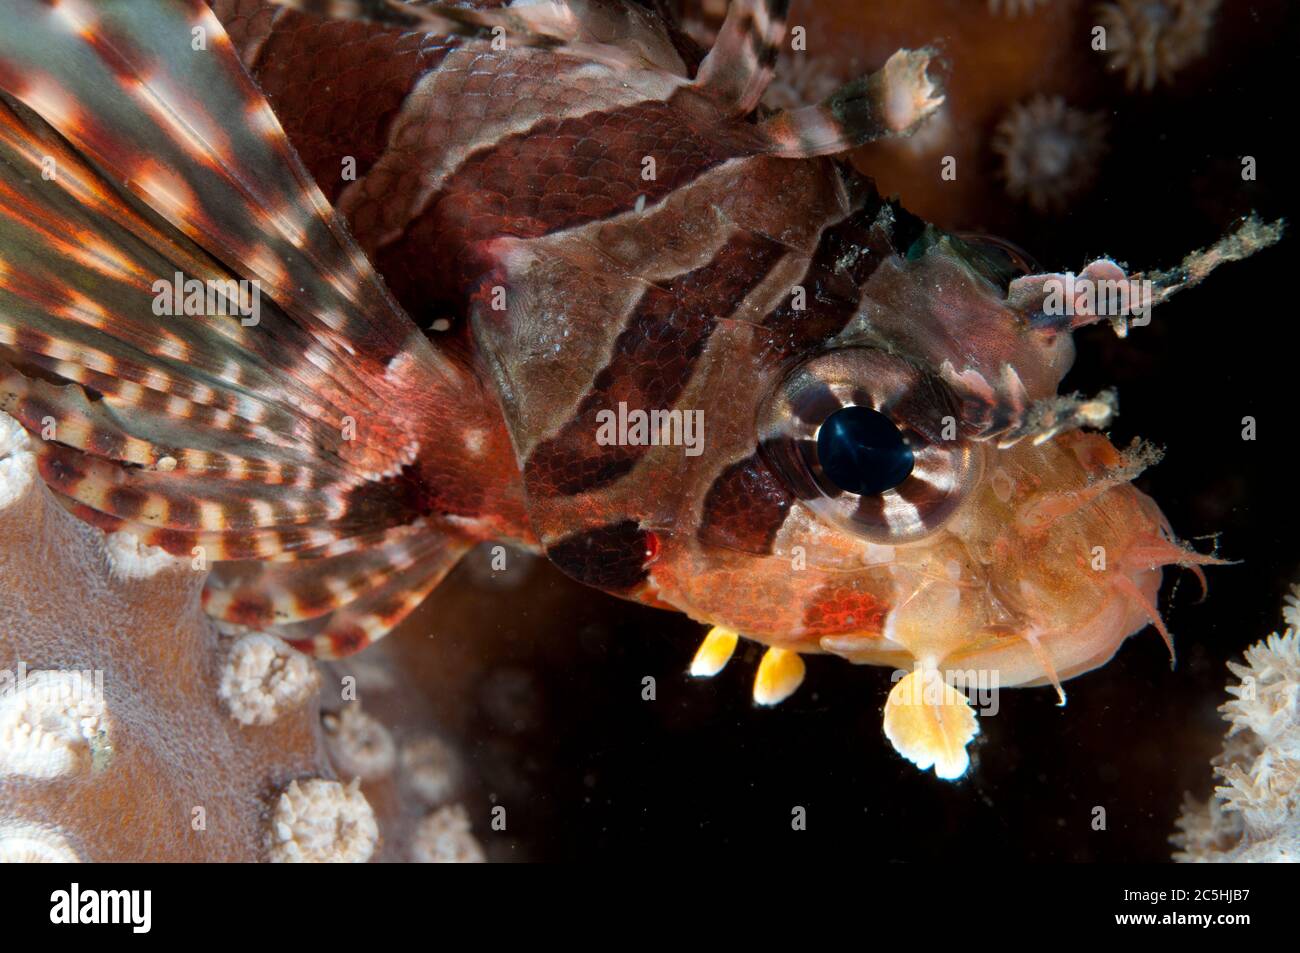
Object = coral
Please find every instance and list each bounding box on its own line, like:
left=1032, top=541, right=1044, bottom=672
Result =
left=0, top=670, right=108, bottom=780
left=1283, top=588, right=1300, bottom=629
left=0, top=408, right=487, bottom=862
left=0, top=820, right=81, bottom=862
left=1172, top=590, right=1300, bottom=862
left=219, top=630, right=320, bottom=728
left=992, top=95, right=1108, bottom=212
left=400, top=735, right=461, bottom=806
left=0, top=410, right=342, bottom=861
left=320, top=646, right=488, bottom=861
left=411, top=805, right=486, bottom=863
left=324, top=704, right=397, bottom=781
left=1097, top=0, right=1220, bottom=91
left=266, top=778, right=378, bottom=863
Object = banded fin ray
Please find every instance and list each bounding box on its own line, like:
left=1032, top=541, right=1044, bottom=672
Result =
left=0, top=0, right=459, bottom=455
left=0, top=100, right=366, bottom=457
left=270, top=537, right=467, bottom=658
left=204, top=522, right=445, bottom=626
left=0, top=0, right=481, bottom=653
left=757, top=48, right=946, bottom=158
left=692, top=0, right=790, bottom=117
left=0, top=97, right=404, bottom=540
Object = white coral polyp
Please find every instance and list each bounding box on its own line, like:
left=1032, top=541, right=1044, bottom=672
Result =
left=411, top=805, right=485, bottom=864
left=1283, top=586, right=1300, bottom=630
left=1174, top=619, right=1300, bottom=862
left=400, top=735, right=460, bottom=806
left=0, top=412, right=35, bottom=511
left=0, top=821, right=81, bottom=862
left=219, top=632, right=318, bottom=726
left=0, top=670, right=108, bottom=779
left=105, top=531, right=187, bottom=581
left=267, top=778, right=378, bottom=863
left=324, top=705, right=396, bottom=781
left=1222, top=630, right=1300, bottom=741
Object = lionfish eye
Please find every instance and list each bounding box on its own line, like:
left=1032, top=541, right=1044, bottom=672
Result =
left=816, top=406, right=914, bottom=495
left=758, top=349, right=983, bottom=544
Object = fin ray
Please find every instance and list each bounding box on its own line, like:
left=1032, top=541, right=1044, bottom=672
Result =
left=0, top=0, right=469, bottom=567
left=693, top=0, right=790, bottom=116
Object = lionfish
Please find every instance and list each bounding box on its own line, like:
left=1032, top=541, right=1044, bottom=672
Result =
left=0, top=0, right=1280, bottom=779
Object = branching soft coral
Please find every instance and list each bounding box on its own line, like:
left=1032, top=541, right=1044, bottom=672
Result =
left=1172, top=587, right=1300, bottom=862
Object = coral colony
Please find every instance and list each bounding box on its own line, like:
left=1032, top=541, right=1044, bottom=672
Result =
left=993, top=96, right=1108, bottom=214
left=1172, top=590, right=1300, bottom=863
left=0, top=413, right=481, bottom=861
left=0, top=0, right=1285, bottom=862
left=1098, top=0, right=1222, bottom=91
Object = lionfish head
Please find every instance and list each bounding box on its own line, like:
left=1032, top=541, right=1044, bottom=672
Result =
left=649, top=216, right=1276, bottom=776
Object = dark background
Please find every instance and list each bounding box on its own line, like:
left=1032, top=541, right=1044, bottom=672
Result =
left=384, top=0, right=1298, bottom=862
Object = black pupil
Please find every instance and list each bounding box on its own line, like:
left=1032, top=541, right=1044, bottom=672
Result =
left=816, top=406, right=915, bottom=495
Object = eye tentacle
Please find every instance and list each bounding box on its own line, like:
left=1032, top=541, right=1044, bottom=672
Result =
left=938, top=359, right=1118, bottom=447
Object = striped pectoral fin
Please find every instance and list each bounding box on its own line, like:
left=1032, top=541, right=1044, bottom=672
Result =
left=208, top=521, right=470, bottom=657
left=0, top=352, right=350, bottom=486
left=276, top=544, right=467, bottom=658
left=758, top=49, right=945, bottom=158
left=0, top=1, right=458, bottom=451
left=203, top=520, right=447, bottom=627
left=51, top=489, right=393, bottom=563
left=692, top=0, right=791, bottom=117
left=0, top=1, right=486, bottom=565
left=0, top=362, right=162, bottom=470
left=0, top=112, right=349, bottom=450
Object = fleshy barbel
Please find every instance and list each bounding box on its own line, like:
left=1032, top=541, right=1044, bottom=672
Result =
left=0, top=0, right=1281, bottom=777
